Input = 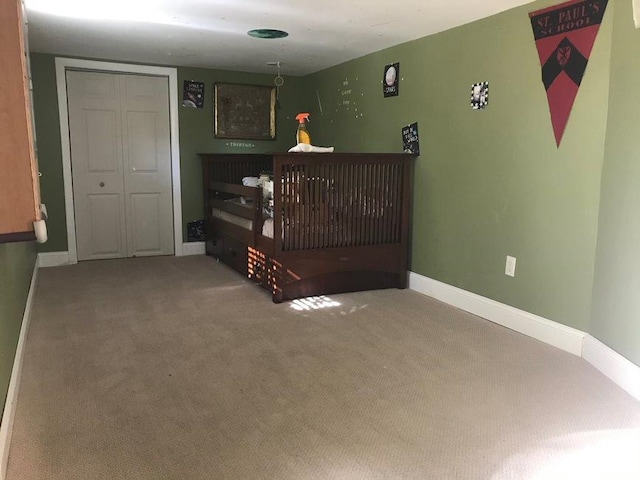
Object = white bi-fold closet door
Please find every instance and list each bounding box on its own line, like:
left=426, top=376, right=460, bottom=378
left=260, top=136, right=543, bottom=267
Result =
left=66, top=70, right=174, bottom=261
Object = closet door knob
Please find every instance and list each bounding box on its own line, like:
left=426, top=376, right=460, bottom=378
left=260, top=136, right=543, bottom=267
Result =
left=99, top=182, right=105, bottom=187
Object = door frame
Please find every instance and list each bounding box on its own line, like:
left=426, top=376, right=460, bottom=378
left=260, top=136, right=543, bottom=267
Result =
left=55, top=57, right=183, bottom=263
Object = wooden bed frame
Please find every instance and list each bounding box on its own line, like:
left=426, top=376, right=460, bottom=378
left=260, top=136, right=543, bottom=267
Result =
left=200, top=153, right=413, bottom=303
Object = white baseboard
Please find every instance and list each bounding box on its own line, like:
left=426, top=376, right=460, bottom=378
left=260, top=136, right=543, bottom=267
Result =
left=37, top=251, right=71, bottom=268
left=408, top=272, right=640, bottom=401
left=583, top=335, right=640, bottom=402
left=38, top=247, right=206, bottom=264
left=0, top=261, right=39, bottom=480
left=408, top=272, right=585, bottom=356
left=182, top=242, right=205, bottom=256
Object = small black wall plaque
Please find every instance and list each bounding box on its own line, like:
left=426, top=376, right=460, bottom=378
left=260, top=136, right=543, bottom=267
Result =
left=402, top=122, right=419, bottom=156
left=383, top=63, right=400, bottom=97
left=183, top=80, right=204, bottom=108
left=471, top=82, right=489, bottom=110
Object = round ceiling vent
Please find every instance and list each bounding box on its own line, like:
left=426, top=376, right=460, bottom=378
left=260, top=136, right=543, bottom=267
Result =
left=247, top=29, right=289, bottom=39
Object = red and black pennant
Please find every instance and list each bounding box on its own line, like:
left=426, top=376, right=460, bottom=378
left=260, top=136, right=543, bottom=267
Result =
left=530, top=0, right=608, bottom=146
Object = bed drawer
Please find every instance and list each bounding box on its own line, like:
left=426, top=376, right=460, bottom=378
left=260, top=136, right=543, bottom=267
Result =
left=221, top=235, right=248, bottom=276
left=206, top=236, right=224, bottom=257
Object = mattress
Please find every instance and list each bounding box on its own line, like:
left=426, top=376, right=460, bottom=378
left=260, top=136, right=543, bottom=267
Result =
left=210, top=207, right=253, bottom=231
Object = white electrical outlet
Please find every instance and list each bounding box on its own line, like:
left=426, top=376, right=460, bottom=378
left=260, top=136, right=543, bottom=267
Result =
left=505, top=256, right=516, bottom=277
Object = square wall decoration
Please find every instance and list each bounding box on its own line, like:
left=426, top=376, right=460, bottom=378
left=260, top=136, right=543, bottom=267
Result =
left=471, top=82, right=489, bottom=110
left=214, top=83, right=276, bottom=140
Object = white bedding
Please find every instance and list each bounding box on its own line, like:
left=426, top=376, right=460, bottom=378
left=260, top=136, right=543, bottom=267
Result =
left=262, top=218, right=274, bottom=239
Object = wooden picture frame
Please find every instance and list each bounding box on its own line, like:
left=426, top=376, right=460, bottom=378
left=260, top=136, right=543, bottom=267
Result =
left=214, top=83, right=276, bottom=140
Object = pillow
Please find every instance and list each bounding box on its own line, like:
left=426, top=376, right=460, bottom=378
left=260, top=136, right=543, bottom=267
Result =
left=242, top=176, right=260, bottom=187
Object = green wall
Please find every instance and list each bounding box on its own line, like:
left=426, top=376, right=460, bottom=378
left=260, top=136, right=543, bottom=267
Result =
left=29, top=54, right=306, bottom=250
left=591, top=0, right=640, bottom=365
left=0, top=242, right=37, bottom=414
left=304, top=0, right=612, bottom=332
left=31, top=54, right=66, bottom=252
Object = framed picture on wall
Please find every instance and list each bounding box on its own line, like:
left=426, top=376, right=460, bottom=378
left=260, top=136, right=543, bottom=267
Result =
left=214, top=83, right=276, bottom=140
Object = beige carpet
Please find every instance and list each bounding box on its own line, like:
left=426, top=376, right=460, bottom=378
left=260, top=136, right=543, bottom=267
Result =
left=6, top=256, right=640, bottom=479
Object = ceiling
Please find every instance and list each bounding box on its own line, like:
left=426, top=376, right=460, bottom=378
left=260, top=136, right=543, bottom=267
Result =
left=25, top=0, right=536, bottom=76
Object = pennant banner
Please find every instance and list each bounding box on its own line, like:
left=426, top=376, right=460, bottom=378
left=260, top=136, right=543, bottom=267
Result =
left=529, top=0, right=608, bottom=146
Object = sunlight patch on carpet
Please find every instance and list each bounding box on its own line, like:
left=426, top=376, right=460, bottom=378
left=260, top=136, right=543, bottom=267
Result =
left=290, top=296, right=341, bottom=311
